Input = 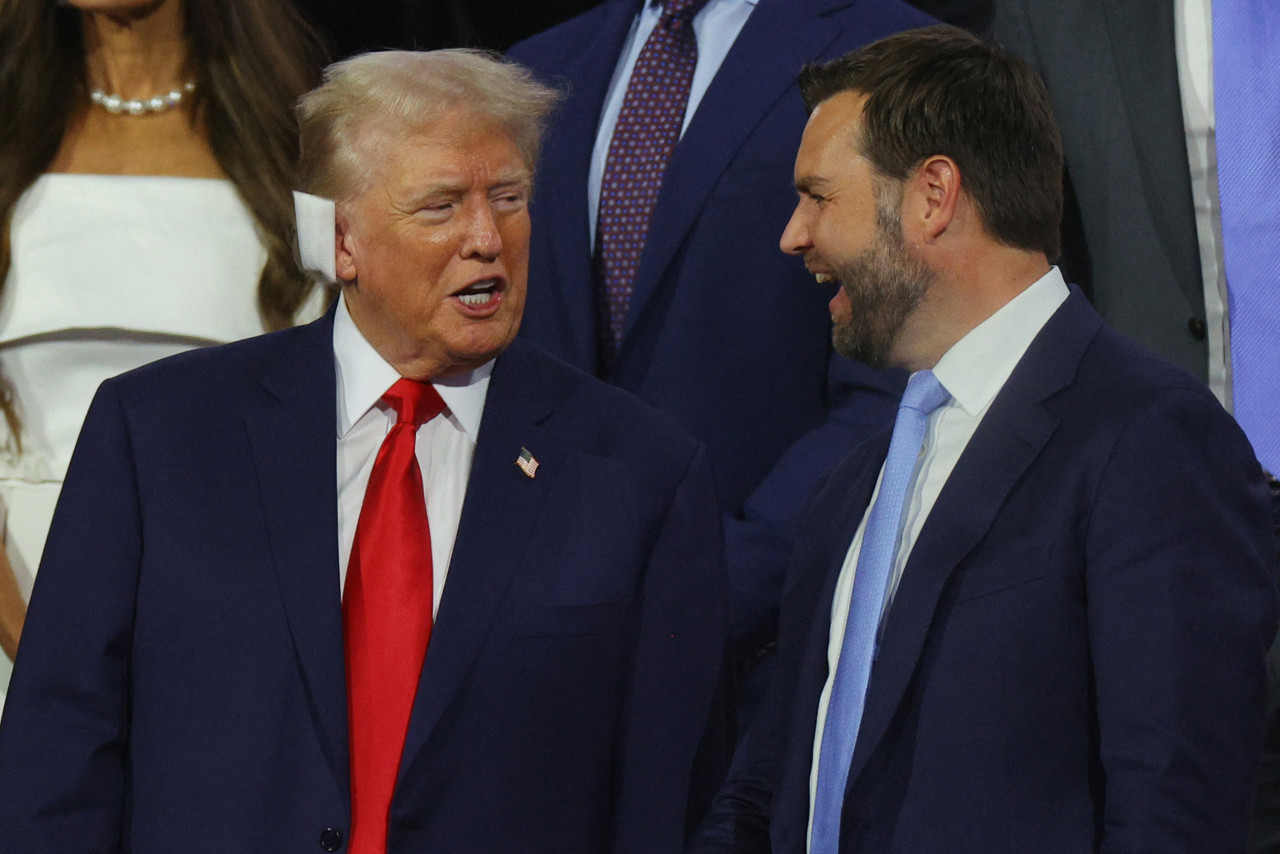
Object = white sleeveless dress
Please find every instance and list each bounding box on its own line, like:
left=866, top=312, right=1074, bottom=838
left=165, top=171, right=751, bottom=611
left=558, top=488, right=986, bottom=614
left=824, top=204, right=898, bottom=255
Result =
left=0, top=173, right=324, bottom=710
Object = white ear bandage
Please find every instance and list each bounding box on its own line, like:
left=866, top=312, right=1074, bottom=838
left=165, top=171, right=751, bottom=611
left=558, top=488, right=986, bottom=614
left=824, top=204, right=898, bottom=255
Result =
left=293, top=191, right=338, bottom=284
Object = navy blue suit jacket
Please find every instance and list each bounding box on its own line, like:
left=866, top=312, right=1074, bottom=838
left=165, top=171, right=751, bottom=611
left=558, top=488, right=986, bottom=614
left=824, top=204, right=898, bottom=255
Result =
left=691, top=291, right=1279, bottom=852
left=508, top=0, right=934, bottom=655
left=0, top=314, right=728, bottom=854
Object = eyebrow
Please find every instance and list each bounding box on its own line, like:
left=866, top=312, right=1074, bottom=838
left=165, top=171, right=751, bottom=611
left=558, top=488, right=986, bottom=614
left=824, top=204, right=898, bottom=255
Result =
left=794, top=176, right=830, bottom=196
left=402, top=170, right=532, bottom=208
left=401, top=186, right=460, bottom=209
left=489, top=170, right=533, bottom=190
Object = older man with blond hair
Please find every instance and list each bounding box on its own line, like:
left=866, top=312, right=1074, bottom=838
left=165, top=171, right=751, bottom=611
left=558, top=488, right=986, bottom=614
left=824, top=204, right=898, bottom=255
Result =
left=0, top=50, right=727, bottom=854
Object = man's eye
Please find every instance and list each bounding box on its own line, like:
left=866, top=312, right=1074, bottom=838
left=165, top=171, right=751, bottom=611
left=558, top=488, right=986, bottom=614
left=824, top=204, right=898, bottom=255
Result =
left=493, top=192, right=527, bottom=207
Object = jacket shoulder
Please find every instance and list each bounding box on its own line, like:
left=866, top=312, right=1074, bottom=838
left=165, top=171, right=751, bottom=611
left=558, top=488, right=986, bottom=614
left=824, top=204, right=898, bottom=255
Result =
left=505, top=339, right=701, bottom=460
left=101, top=318, right=330, bottom=415
left=1073, top=321, right=1225, bottom=419
left=822, top=0, right=939, bottom=47
left=507, top=1, right=625, bottom=69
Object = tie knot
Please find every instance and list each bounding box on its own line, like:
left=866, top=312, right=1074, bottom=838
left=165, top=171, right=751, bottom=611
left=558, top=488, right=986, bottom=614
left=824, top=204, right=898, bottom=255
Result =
left=900, top=369, right=950, bottom=416
left=382, top=378, right=446, bottom=427
left=660, top=0, right=707, bottom=28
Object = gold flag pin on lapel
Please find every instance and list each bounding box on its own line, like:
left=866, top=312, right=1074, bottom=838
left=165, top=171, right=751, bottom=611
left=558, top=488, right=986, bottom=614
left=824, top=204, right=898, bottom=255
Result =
left=516, top=447, right=540, bottom=479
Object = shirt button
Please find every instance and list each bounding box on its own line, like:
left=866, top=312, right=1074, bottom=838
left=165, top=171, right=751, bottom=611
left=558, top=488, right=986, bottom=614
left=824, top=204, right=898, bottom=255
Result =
left=319, top=827, right=344, bottom=851
left=1188, top=317, right=1207, bottom=340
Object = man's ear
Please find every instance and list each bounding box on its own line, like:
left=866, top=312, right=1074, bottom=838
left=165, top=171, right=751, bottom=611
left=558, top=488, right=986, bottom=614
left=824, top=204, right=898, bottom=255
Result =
left=904, top=154, right=961, bottom=244
left=335, top=205, right=358, bottom=283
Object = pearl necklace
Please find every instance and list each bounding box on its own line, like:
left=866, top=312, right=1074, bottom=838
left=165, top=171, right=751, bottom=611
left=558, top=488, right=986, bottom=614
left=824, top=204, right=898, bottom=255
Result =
left=89, top=81, right=195, bottom=116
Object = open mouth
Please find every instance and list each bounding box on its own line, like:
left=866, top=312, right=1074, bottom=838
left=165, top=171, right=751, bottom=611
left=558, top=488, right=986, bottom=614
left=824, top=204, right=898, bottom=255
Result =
left=805, top=259, right=836, bottom=285
left=452, top=277, right=504, bottom=311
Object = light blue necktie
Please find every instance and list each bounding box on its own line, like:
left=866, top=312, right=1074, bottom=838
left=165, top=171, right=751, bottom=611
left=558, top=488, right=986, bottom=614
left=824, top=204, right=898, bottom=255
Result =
left=1214, top=1, right=1280, bottom=473
left=810, top=369, right=951, bottom=853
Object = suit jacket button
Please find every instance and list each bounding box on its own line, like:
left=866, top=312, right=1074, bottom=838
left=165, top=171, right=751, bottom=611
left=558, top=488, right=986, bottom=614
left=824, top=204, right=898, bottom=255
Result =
left=319, top=827, right=344, bottom=851
left=1188, top=317, right=1207, bottom=340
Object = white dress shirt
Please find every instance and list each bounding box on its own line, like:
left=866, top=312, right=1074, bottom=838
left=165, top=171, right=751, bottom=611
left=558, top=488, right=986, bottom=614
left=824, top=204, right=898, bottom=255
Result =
left=333, top=294, right=491, bottom=612
left=587, top=0, right=758, bottom=244
left=806, top=268, right=1071, bottom=849
left=1174, top=0, right=1231, bottom=409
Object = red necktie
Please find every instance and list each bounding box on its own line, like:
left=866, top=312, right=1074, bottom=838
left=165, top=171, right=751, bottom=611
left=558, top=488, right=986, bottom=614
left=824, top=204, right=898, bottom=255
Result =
left=343, top=378, right=445, bottom=854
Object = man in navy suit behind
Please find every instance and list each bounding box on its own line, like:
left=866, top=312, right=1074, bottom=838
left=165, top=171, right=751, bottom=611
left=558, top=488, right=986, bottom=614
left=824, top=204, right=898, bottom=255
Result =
left=689, top=26, right=1278, bottom=852
left=0, top=50, right=727, bottom=854
left=507, top=0, right=936, bottom=670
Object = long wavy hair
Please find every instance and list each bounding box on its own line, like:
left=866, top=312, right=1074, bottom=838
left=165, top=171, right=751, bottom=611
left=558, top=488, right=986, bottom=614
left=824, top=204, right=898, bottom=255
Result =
left=0, top=0, right=328, bottom=446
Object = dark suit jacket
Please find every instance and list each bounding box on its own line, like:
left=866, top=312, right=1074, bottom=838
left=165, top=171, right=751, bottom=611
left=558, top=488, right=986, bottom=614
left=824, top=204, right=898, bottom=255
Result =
left=508, top=0, right=934, bottom=655
left=0, top=313, right=728, bottom=854
left=904, top=0, right=993, bottom=33
left=690, top=290, right=1278, bottom=852
left=992, top=0, right=1209, bottom=380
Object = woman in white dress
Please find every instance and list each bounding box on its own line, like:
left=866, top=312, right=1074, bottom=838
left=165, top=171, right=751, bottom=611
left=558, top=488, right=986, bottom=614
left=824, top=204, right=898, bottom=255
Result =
left=0, top=0, right=329, bottom=705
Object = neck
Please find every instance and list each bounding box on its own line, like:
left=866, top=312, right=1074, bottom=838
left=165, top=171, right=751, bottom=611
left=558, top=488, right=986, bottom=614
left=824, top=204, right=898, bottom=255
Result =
left=82, top=1, right=189, bottom=99
left=893, top=246, right=1052, bottom=372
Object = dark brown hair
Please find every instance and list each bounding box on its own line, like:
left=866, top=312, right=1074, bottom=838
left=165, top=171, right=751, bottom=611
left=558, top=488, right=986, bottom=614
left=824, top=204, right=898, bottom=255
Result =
left=0, top=0, right=328, bottom=443
left=798, top=25, right=1063, bottom=260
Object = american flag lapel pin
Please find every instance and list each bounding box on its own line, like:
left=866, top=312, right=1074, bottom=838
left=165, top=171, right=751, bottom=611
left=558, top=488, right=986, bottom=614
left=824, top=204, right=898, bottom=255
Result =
left=516, top=447, right=540, bottom=479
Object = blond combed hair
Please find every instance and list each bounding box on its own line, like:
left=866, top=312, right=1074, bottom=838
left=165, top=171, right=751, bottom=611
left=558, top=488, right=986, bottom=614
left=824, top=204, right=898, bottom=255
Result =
left=297, top=49, right=562, bottom=202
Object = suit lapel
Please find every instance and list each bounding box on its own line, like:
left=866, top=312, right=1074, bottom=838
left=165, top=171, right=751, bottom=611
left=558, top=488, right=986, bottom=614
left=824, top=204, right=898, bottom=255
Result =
left=844, top=293, right=1101, bottom=790
left=396, top=340, right=559, bottom=782
left=244, top=313, right=349, bottom=799
left=619, top=0, right=849, bottom=348
left=1099, top=0, right=1203, bottom=309
left=531, top=0, right=641, bottom=368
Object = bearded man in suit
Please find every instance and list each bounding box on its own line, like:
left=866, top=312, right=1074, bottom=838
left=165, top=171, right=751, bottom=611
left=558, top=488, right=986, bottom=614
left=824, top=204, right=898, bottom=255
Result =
left=690, top=26, right=1277, bottom=853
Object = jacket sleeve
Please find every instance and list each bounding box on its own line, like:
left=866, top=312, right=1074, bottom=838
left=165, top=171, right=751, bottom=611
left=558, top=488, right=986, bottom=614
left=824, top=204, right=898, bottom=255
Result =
left=1087, top=387, right=1279, bottom=852
left=725, top=359, right=902, bottom=662
left=688, top=462, right=848, bottom=854
left=0, top=380, right=141, bottom=853
left=611, top=445, right=731, bottom=854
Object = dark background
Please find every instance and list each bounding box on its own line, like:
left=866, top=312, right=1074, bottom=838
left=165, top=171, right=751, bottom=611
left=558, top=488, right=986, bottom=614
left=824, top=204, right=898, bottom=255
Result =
left=295, top=0, right=603, bottom=57
left=294, top=0, right=991, bottom=59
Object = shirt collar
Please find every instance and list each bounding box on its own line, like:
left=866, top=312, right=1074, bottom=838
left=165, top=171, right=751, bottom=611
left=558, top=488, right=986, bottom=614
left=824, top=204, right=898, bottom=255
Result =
left=333, top=292, right=493, bottom=440
left=930, top=266, right=1071, bottom=417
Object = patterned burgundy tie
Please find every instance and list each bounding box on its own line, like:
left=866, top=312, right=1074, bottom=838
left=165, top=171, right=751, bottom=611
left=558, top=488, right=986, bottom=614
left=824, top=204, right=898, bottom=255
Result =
left=344, top=378, right=445, bottom=854
left=596, top=0, right=709, bottom=360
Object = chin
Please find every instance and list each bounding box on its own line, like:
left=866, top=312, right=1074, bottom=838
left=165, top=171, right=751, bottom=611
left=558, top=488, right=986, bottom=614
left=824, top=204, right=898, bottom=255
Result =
left=447, top=339, right=514, bottom=372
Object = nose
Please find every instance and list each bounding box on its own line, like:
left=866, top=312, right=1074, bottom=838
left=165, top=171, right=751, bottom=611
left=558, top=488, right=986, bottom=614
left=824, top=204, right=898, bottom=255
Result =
left=779, top=203, right=812, bottom=256
left=461, top=200, right=503, bottom=261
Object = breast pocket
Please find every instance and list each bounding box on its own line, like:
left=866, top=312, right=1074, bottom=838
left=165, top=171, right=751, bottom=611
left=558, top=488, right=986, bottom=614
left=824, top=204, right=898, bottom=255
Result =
left=949, top=545, right=1053, bottom=605
left=515, top=599, right=629, bottom=638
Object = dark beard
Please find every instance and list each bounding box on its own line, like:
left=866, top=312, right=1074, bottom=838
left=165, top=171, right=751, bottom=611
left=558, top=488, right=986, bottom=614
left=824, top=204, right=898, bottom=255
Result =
left=831, top=215, right=933, bottom=369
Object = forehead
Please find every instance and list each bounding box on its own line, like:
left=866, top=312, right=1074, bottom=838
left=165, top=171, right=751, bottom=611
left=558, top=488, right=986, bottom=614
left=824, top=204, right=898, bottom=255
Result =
left=795, top=91, right=870, bottom=180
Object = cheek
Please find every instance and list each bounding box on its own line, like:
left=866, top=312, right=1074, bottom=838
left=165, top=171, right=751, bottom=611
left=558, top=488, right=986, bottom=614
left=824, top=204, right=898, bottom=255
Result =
left=503, top=284, right=528, bottom=328
left=819, top=213, right=870, bottom=261
left=811, top=219, right=844, bottom=260
left=500, top=218, right=531, bottom=295
left=378, top=241, right=455, bottom=309
left=503, top=215, right=532, bottom=258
